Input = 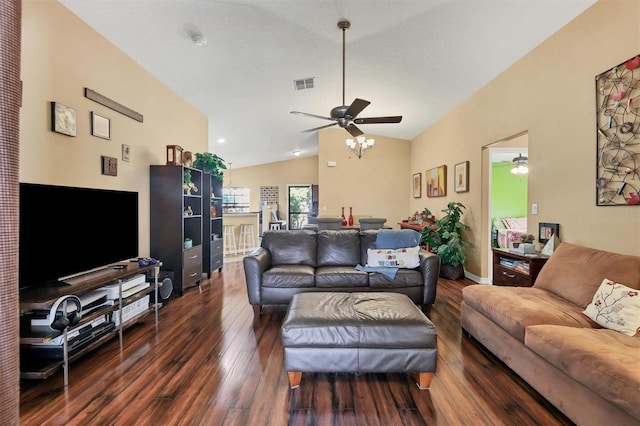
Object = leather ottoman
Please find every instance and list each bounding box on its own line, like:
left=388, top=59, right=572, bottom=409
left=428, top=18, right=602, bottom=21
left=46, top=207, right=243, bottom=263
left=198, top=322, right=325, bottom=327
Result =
left=281, top=292, right=437, bottom=389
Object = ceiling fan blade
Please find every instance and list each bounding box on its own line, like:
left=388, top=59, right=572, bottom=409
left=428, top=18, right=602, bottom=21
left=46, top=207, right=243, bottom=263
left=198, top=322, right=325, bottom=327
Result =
left=344, top=98, right=370, bottom=118
left=354, top=116, right=403, bottom=124
left=302, top=122, right=337, bottom=133
left=290, top=111, right=334, bottom=121
left=345, top=123, right=364, bottom=137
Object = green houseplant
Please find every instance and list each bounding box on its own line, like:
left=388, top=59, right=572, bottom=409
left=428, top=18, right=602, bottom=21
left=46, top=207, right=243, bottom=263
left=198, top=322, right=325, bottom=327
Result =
left=420, top=201, right=472, bottom=280
left=193, top=152, right=227, bottom=180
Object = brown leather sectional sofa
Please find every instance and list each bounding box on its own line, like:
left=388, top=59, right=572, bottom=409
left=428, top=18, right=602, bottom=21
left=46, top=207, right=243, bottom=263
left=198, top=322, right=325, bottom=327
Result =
left=243, top=229, right=440, bottom=315
left=461, top=243, right=640, bottom=425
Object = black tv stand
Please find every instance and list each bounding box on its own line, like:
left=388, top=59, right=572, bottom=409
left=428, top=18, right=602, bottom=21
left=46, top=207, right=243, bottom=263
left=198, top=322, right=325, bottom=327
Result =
left=19, top=262, right=161, bottom=385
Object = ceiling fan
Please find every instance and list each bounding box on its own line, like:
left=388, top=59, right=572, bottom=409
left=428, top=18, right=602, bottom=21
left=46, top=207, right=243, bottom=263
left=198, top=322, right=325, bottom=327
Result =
left=290, top=19, right=402, bottom=137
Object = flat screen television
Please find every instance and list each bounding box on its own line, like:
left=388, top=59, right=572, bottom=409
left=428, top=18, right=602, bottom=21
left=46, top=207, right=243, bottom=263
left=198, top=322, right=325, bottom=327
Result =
left=19, top=183, right=139, bottom=289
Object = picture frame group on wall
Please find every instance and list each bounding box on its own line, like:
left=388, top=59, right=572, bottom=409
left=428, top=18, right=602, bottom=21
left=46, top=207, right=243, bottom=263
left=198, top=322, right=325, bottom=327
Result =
left=91, top=111, right=111, bottom=139
left=426, top=165, right=447, bottom=197
left=413, top=173, right=422, bottom=198
left=454, top=161, right=469, bottom=193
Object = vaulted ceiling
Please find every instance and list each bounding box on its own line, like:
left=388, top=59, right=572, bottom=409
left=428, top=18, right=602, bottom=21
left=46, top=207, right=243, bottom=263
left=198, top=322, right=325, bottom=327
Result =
left=59, top=0, right=596, bottom=168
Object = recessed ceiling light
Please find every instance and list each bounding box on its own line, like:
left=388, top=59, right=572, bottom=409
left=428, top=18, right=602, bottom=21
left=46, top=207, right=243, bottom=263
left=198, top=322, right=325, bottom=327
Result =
left=292, top=150, right=301, bottom=156
left=217, top=138, right=225, bottom=143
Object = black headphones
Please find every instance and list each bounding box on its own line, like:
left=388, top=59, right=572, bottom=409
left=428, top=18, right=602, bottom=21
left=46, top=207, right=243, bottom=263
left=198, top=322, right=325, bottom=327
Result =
left=49, top=295, right=82, bottom=331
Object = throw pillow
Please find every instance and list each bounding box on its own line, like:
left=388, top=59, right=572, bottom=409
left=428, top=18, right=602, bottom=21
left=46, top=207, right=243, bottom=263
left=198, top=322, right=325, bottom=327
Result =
left=367, top=246, right=420, bottom=269
left=583, top=278, right=640, bottom=337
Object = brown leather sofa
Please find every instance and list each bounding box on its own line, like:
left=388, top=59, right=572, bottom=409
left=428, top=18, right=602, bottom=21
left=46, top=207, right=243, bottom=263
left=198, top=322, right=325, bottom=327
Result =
left=243, top=229, right=440, bottom=315
left=461, top=243, right=640, bottom=426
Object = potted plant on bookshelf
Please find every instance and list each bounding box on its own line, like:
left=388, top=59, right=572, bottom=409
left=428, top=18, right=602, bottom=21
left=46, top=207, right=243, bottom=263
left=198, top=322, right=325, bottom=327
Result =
left=420, top=201, right=472, bottom=280
left=183, top=169, right=198, bottom=195
left=193, top=152, right=227, bottom=180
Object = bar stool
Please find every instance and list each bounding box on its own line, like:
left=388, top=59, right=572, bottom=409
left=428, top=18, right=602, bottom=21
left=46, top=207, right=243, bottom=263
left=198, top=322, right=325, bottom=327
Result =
left=223, top=224, right=237, bottom=256
left=238, top=223, right=256, bottom=253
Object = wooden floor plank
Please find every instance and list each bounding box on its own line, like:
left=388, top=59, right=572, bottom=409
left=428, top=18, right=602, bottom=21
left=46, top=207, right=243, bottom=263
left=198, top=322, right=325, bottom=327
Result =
left=20, top=260, right=574, bottom=425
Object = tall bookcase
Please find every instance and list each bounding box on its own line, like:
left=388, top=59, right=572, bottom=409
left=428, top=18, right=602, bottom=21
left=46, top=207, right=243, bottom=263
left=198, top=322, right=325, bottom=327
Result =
left=150, top=165, right=203, bottom=296
left=202, top=172, right=224, bottom=276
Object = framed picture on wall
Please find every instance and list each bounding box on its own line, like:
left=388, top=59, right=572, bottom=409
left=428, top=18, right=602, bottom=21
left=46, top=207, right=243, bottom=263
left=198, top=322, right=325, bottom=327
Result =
left=413, top=173, right=422, bottom=198
left=426, top=165, right=447, bottom=197
left=51, top=102, right=77, bottom=137
left=454, top=161, right=469, bottom=193
left=91, top=111, right=111, bottom=139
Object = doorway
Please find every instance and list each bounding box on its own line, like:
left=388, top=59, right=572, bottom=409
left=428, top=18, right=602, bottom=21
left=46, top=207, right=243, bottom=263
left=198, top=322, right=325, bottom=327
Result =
left=486, top=134, right=529, bottom=282
left=287, top=185, right=312, bottom=230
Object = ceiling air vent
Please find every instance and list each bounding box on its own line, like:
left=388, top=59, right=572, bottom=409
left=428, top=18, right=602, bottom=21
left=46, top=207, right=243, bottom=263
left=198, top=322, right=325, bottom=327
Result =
left=294, top=77, right=314, bottom=91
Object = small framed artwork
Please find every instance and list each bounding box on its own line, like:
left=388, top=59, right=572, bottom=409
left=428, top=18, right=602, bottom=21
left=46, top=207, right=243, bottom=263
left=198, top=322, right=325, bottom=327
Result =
left=426, top=165, right=447, bottom=197
left=91, top=111, right=111, bottom=139
left=454, top=161, right=469, bottom=193
left=51, top=102, right=77, bottom=136
left=101, top=155, right=117, bottom=176
left=413, top=173, right=422, bottom=198
left=122, top=144, right=131, bottom=162
left=538, top=222, right=559, bottom=243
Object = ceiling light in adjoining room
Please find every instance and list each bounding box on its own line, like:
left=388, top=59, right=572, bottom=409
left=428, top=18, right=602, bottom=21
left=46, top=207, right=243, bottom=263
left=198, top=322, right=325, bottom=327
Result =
left=346, top=136, right=375, bottom=159
left=511, top=153, right=528, bottom=175
left=217, top=138, right=225, bottom=143
left=292, top=150, right=301, bottom=156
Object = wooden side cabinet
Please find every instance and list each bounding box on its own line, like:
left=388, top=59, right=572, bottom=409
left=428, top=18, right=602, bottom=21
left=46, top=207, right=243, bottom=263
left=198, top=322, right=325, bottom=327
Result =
left=492, top=248, right=549, bottom=287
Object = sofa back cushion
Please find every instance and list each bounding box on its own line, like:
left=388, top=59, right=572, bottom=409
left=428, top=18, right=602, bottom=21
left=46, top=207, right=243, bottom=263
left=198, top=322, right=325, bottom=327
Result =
left=534, top=243, right=640, bottom=308
left=359, top=230, right=378, bottom=265
left=261, top=230, right=317, bottom=266
left=317, top=230, right=360, bottom=266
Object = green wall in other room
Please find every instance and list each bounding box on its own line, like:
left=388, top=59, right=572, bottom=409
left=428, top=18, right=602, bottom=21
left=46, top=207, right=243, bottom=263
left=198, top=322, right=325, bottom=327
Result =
left=491, top=162, right=527, bottom=219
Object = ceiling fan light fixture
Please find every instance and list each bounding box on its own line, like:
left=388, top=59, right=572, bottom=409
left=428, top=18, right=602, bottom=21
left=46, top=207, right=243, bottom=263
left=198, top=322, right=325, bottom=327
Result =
left=346, top=135, right=374, bottom=159
left=510, top=153, right=529, bottom=175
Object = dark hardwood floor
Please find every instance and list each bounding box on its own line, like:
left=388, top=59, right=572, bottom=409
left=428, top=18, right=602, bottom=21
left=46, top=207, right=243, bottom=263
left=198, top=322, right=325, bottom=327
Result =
left=20, top=260, right=574, bottom=425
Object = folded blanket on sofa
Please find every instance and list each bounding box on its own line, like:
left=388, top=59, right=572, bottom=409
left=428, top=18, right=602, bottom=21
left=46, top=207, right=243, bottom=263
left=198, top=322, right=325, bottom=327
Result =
left=355, top=264, right=398, bottom=279
left=376, top=229, right=421, bottom=249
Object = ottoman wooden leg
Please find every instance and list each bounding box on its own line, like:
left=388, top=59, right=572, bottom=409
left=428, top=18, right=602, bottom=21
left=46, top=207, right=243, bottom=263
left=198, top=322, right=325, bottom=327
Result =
left=287, top=371, right=302, bottom=388
left=413, top=372, right=434, bottom=390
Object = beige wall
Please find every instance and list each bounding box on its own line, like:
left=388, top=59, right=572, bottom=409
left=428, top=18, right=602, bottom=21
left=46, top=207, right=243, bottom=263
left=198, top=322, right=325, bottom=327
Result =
left=231, top=128, right=411, bottom=228
left=20, top=1, right=208, bottom=257
left=411, top=0, right=640, bottom=279
left=318, top=128, right=411, bottom=227
left=225, top=155, right=319, bottom=213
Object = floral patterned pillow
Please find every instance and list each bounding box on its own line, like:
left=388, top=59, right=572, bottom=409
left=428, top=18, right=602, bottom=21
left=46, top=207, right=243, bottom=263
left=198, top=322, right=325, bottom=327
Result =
left=583, top=278, right=640, bottom=337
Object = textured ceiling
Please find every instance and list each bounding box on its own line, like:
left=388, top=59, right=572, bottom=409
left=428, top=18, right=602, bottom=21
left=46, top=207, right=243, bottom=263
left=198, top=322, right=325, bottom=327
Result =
left=59, top=0, right=596, bottom=168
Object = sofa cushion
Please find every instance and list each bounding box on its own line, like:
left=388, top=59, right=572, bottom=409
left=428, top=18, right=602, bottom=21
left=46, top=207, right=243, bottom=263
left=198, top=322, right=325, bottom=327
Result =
left=534, top=243, right=640, bottom=308
left=462, top=285, right=597, bottom=342
left=261, top=230, right=317, bottom=267
left=317, top=230, right=360, bottom=266
left=315, top=266, right=369, bottom=288
left=262, top=265, right=315, bottom=288
left=525, top=325, right=640, bottom=420
left=583, top=278, right=640, bottom=337
left=359, top=230, right=378, bottom=265
left=369, top=269, right=423, bottom=288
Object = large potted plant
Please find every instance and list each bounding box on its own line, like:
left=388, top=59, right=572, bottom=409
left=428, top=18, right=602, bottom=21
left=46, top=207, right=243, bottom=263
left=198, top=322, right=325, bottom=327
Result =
left=420, top=201, right=472, bottom=280
left=193, top=152, right=227, bottom=180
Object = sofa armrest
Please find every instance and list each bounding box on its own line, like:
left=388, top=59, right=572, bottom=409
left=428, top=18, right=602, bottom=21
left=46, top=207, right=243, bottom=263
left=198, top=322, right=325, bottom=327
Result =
left=242, top=247, right=272, bottom=305
left=420, top=252, right=441, bottom=305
